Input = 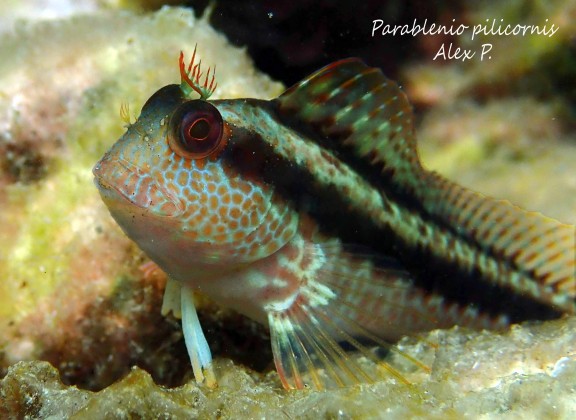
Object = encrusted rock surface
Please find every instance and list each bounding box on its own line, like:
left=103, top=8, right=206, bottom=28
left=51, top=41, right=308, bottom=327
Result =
left=1, top=317, right=575, bottom=418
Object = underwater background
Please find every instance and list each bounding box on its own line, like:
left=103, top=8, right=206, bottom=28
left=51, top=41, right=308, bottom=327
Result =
left=0, top=0, right=575, bottom=417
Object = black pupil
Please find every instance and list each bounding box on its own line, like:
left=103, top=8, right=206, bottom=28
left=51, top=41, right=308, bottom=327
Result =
left=171, top=100, right=224, bottom=158
left=189, top=118, right=210, bottom=140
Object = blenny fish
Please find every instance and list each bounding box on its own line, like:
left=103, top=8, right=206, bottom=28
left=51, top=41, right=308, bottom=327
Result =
left=93, top=48, right=576, bottom=390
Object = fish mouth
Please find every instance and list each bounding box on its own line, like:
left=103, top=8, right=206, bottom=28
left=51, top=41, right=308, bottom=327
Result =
left=93, top=156, right=184, bottom=217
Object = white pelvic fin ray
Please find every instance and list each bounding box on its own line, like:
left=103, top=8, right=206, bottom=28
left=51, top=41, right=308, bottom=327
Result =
left=161, top=277, right=182, bottom=318
left=180, top=284, right=216, bottom=388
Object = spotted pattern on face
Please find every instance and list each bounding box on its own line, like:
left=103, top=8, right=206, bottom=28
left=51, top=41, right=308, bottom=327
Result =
left=94, top=101, right=299, bottom=267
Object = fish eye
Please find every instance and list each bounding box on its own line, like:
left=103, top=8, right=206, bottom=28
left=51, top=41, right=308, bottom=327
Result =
left=169, top=100, right=225, bottom=160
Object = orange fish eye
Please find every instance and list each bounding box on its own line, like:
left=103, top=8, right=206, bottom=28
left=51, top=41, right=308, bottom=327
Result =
left=169, top=100, right=225, bottom=160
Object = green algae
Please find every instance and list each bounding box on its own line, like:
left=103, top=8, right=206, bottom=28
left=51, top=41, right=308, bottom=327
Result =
left=1, top=166, right=98, bottom=318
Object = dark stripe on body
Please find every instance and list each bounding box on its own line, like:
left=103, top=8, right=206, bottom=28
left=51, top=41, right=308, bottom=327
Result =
left=272, top=100, right=545, bottom=283
left=217, top=99, right=561, bottom=323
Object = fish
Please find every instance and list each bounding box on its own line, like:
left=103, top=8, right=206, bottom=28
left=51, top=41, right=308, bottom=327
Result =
left=93, top=48, right=576, bottom=390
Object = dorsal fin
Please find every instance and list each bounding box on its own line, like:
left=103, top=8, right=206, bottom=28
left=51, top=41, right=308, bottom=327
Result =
left=275, top=58, right=423, bottom=193
left=422, top=171, right=576, bottom=311
left=274, top=58, right=575, bottom=314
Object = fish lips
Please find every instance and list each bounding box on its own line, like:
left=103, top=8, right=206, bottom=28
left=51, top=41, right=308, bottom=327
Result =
left=93, top=156, right=184, bottom=218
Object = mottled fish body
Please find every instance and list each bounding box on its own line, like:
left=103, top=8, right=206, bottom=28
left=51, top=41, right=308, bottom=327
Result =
left=93, top=51, right=575, bottom=390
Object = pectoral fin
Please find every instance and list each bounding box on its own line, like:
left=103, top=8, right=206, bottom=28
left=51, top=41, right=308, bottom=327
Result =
left=266, top=241, right=507, bottom=390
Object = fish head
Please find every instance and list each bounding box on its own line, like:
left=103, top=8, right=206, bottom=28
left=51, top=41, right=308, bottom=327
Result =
left=93, top=83, right=298, bottom=281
